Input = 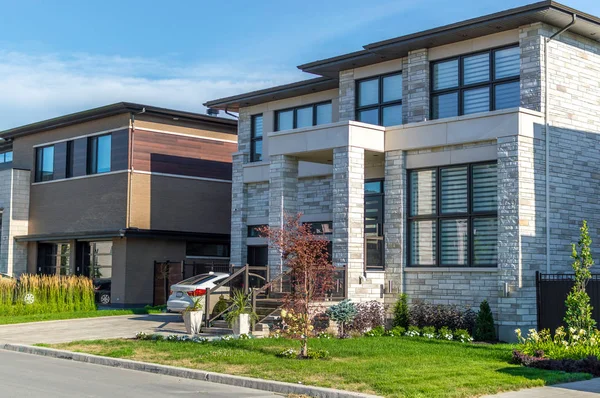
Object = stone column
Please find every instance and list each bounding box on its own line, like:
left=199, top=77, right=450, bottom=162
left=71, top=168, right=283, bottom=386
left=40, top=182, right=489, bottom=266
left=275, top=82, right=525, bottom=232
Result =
left=338, top=70, right=355, bottom=122
left=268, top=155, right=298, bottom=278
left=230, top=152, right=247, bottom=268
left=333, top=146, right=365, bottom=301
left=384, top=150, right=406, bottom=306
left=403, top=49, right=430, bottom=123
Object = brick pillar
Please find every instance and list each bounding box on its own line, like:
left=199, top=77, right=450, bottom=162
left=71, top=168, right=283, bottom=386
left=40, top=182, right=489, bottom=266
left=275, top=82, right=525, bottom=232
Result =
left=403, top=49, right=429, bottom=123
left=268, top=155, right=298, bottom=278
left=338, top=70, right=355, bottom=122
left=230, top=152, right=247, bottom=268
left=384, top=150, right=406, bottom=306
left=519, top=23, right=547, bottom=113
left=497, top=134, right=546, bottom=342
left=333, top=146, right=365, bottom=301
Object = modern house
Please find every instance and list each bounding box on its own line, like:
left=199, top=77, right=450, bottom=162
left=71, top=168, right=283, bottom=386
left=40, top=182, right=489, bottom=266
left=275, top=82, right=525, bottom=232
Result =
left=0, top=102, right=237, bottom=306
left=205, top=1, right=600, bottom=341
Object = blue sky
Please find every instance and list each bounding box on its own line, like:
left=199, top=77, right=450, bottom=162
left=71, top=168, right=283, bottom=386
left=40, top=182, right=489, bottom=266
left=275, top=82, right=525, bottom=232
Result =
left=0, top=0, right=598, bottom=130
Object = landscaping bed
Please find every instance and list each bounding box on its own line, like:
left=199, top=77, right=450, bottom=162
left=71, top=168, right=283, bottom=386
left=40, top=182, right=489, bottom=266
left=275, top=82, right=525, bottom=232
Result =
left=47, top=336, right=589, bottom=398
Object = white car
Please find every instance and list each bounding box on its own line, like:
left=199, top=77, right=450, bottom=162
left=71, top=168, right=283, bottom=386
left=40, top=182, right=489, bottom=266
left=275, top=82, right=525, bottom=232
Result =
left=167, top=272, right=229, bottom=313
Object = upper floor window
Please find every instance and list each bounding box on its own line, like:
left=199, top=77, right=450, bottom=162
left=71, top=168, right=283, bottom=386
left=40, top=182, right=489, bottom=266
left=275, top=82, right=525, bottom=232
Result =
left=87, top=134, right=111, bottom=175
left=250, top=114, right=263, bottom=162
left=408, top=162, right=497, bottom=267
left=66, top=140, right=74, bottom=178
left=35, top=145, right=54, bottom=182
left=356, top=72, right=402, bottom=127
left=275, top=101, right=332, bottom=132
left=0, top=151, right=12, bottom=164
left=431, top=45, right=520, bottom=120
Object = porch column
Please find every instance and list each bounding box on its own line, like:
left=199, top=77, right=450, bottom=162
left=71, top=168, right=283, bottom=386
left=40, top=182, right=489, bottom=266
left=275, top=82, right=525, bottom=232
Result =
left=333, top=146, right=364, bottom=301
left=384, top=150, right=406, bottom=306
left=268, top=155, right=298, bottom=278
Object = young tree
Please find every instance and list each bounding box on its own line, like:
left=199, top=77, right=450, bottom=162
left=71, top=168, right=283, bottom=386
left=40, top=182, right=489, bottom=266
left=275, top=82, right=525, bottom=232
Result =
left=474, top=299, right=496, bottom=341
left=259, top=214, right=335, bottom=357
left=564, top=220, right=596, bottom=333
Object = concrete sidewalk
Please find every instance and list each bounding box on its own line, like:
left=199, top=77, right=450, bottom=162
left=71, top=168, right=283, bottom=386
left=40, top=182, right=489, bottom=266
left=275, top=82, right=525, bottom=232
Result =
left=0, top=313, right=187, bottom=344
left=482, top=378, right=600, bottom=397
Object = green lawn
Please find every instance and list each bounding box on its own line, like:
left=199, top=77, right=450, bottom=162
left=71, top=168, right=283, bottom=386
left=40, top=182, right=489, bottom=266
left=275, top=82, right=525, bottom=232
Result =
left=0, top=307, right=164, bottom=325
left=47, top=337, right=591, bottom=398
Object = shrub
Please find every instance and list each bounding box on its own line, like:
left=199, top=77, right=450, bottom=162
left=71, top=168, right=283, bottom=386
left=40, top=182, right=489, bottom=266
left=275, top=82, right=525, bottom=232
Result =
left=277, top=348, right=297, bottom=358
left=364, top=325, right=385, bottom=337
left=311, top=312, right=331, bottom=334
left=454, top=329, right=473, bottom=343
left=438, top=326, right=453, bottom=340
left=384, top=326, right=406, bottom=337
left=317, top=332, right=333, bottom=339
left=409, top=300, right=476, bottom=333
left=474, top=300, right=497, bottom=341
left=422, top=326, right=436, bottom=339
left=512, top=350, right=600, bottom=376
left=211, top=295, right=229, bottom=318
left=392, top=293, right=410, bottom=328
left=306, top=349, right=330, bottom=360
left=516, top=327, right=600, bottom=360
left=405, top=326, right=421, bottom=337
left=348, top=301, right=385, bottom=334
left=326, top=299, right=357, bottom=337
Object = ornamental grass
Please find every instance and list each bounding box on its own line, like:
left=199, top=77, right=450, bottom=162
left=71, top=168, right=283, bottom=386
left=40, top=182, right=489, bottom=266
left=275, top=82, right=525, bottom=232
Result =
left=0, top=274, right=95, bottom=316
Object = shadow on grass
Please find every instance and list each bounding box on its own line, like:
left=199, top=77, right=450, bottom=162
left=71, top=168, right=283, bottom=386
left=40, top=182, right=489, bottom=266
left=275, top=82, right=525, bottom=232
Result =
left=497, top=366, right=592, bottom=385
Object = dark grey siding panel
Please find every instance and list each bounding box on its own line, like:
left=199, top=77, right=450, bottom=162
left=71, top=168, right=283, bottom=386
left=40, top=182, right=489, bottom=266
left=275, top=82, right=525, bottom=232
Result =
left=111, top=129, right=129, bottom=171
left=73, top=138, right=87, bottom=177
left=53, top=142, right=67, bottom=180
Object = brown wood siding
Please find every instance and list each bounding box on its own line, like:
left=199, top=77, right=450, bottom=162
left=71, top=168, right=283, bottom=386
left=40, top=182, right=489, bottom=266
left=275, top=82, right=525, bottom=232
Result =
left=132, top=130, right=235, bottom=180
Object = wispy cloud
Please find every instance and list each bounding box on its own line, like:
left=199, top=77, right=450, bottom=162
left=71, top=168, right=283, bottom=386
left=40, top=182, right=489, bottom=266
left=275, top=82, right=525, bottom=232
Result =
left=0, top=51, right=304, bottom=130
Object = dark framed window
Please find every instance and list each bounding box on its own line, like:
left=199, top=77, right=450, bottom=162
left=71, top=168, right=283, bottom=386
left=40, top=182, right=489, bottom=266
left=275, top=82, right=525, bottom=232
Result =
left=37, top=242, right=71, bottom=275
left=87, top=134, right=111, bottom=174
left=186, top=242, right=230, bottom=257
left=247, top=246, right=268, bottom=266
left=356, top=72, right=402, bottom=127
left=0, top=151, right=12, bottom=164
left=407, top=162, right=497, bottom=267
left=303, top=221, right=333, bottom=235
left=274, top=101, right=332, bottom=132
left=365, top=179, right=384, bottom=270
left=35, top=145, right=55, bottom=182
left=431, top=45, right=520, bottom=119
left=250, top=114, right=263, bottom=162
left=248, top=224, right=267, bottom=237
left=66, top=140, right=74, bottom=178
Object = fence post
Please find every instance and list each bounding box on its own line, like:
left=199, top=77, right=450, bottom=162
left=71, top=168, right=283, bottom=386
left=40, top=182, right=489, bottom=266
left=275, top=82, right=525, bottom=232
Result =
left=244, top=264, right=249, bottom=295
left=535, top=271, right=541, bottom=331
left=205, top=288, right=211, bottom=328
left=251, top=288, right=257, bottom=332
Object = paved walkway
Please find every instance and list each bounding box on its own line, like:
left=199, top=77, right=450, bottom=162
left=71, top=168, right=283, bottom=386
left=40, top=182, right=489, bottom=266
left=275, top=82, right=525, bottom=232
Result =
left=0, top=313, right=189, bottom=344
left=482, top=378, right=600, bottom=397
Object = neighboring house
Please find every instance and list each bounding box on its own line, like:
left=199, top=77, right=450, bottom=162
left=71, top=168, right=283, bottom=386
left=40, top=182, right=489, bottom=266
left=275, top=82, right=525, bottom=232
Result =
left=205, top=1, right=600, bottom=341
left=0, top=102, right=237, bottom=307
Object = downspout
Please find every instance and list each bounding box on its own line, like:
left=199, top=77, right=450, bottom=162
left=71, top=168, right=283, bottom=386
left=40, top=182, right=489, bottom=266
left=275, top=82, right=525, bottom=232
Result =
left=544, top=14, right=576, bottom=274
left=127, top=107, right=146, bottom=228
left=224, top=107, right=239, bottom=119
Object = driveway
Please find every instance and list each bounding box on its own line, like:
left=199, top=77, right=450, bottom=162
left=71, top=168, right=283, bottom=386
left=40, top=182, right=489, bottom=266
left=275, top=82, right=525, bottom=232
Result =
left=482, top=378, right=600, bottom=397
left=0, top=313, right=187, bottom=344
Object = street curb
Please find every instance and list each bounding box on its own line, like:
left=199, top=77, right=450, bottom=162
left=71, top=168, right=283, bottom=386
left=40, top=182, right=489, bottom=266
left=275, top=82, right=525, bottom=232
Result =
left=1, top=343, right=381, bottom=398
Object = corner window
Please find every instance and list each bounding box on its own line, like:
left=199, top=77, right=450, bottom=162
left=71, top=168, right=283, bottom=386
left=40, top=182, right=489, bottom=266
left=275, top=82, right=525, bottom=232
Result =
left=274, top=102, right=332, bottom=132
left=431, top=45, right=520, bottom=119
left=87, top=134, right=111, bottom=174
left=250, top=114, right=263, bottom=162
left=356, top=72, right=402, bottom=127
left=408, top=163, right=497, bottom=267
left=35, top=145, right=55, bottom=182
left=0, top=151, right=12, bottom=164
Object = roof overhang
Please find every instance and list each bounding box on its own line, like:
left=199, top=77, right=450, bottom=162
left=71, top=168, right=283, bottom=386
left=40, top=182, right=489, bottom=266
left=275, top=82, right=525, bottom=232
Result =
left=299, top=1, right=600, bottom=77
left=0, top=102, right=237, bottom=140
left=14, top=228, right=231, bottom=242
left=204, top=77, right=338, bottom=112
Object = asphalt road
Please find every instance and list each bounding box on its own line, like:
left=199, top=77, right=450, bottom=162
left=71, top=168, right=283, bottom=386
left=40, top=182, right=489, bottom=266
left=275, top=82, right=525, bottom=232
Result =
left=0, top=350, right=279, bottom=398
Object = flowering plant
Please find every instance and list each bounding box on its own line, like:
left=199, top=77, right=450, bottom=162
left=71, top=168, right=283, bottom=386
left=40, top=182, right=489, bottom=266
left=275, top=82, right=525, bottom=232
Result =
left=516, top=326, right=600, bottom=360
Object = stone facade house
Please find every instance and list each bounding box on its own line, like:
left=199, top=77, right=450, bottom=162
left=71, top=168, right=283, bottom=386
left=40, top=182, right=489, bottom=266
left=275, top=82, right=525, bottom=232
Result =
left=206, top=1, right=600, bottom=341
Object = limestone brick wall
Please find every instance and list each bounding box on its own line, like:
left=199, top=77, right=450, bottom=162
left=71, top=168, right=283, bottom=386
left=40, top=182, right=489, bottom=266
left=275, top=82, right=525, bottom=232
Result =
left=297, top=176, right=333, bottom=216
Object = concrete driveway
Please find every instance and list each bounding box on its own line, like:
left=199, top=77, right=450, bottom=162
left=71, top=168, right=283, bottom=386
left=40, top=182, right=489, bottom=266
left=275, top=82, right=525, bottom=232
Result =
left=481, top=378, right=600, bottom=397
left=0, top=313, right=187, bottom=344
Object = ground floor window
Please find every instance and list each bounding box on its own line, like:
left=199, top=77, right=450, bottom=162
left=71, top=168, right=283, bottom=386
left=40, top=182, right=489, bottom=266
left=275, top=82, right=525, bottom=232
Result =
left=247, top=246, right=268, bottom=266
left=365, top=180, right=384, bottom=270
left=187, top=242, right=230, bottom=258
left=408, top=162, right=497, bottom=267
left=37, top=242, right=71, bottom=275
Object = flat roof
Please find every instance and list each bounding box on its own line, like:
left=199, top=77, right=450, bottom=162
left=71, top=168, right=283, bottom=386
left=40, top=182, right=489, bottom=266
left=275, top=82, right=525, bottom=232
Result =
left=0, top=102, right=237, bottom=140
left=205, top=1, right=600, bottom=110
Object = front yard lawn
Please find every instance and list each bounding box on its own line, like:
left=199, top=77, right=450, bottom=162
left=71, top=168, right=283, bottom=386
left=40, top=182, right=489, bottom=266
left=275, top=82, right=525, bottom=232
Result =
left=0, top=307, right=164, bottom=325
left=47, top=336, right=591, bottom=398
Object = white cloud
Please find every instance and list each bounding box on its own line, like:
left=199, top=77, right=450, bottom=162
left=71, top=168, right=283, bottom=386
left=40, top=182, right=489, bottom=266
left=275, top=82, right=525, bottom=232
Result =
left=0, top=50, right=305, bottom=130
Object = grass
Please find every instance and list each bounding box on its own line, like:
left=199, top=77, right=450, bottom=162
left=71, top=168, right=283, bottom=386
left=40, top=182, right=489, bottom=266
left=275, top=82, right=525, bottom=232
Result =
left=47, top=336, right=592, bottom=398
left=0, top=307, right=165, bottom=325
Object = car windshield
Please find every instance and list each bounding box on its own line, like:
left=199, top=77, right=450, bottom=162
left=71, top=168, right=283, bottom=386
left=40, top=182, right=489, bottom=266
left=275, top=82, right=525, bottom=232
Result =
left=177, top=274, right=218, bottom=286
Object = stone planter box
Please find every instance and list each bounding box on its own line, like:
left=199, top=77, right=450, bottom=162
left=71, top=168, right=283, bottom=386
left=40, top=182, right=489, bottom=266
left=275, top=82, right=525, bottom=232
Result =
left=183, top=310, right=203, bottom=335
left=232, top=313, right=250, bottom=335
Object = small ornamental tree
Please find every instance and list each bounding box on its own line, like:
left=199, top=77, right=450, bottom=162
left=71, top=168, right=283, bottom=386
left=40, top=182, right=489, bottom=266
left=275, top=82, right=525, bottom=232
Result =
left=564, top=220, right=596, bottom=333
left=326, top=299, right=357, bottom=337
left=259, top=214, right=335, bottom=357
left=474, top=299, right=496, bottom=341
left=392, top=293, right=410, bottom=328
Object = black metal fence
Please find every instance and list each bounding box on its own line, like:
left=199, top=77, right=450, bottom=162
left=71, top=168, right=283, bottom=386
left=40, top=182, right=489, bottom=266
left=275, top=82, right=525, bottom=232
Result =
left=536, top=272, right=600, bottom=331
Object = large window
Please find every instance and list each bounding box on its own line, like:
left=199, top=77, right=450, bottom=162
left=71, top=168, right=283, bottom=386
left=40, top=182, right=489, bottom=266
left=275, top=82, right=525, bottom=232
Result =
left=87, top=134, right=111, bottom=174
left=37, top=243, right=71, bottom=275
left=250, top=114, right=263, bottom=162
left=35, top=145, right=55, bottom=182
left=408, top=163, right=497, bottom=267
left=356, top=72, right=402, bottom=127
left=89, top=241, right=112, bottom=279
left=66, top=140, right=75, bottom=178
left=187, top=242, right=230, bottom=258
left=365, top=180, right=384, bottom=270
left=275, top=102, right=332, bottom=131
left=431, top=45, right=520, bottom=119
left=0, top=151, right=12, bottom=164
left=247, top=246, right=268, bottom=266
